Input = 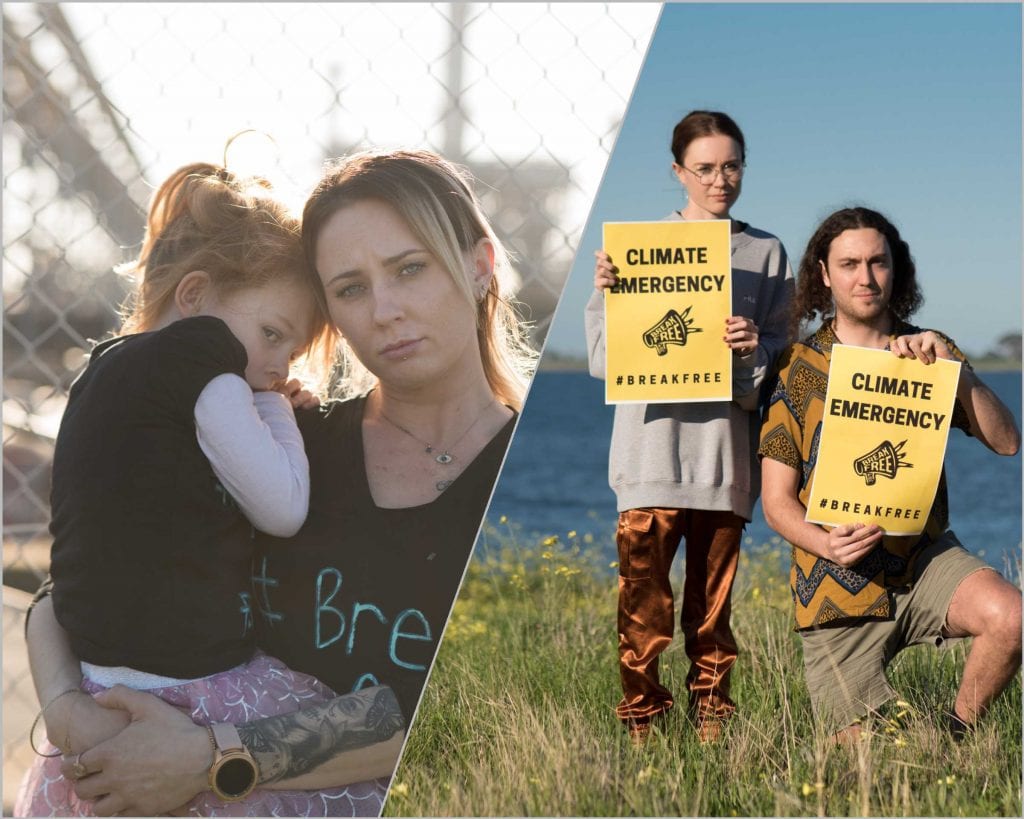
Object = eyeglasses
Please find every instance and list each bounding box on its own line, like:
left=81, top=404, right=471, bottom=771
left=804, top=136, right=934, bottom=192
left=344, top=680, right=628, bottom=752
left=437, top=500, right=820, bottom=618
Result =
left=680, top=161, right=745, bottom=185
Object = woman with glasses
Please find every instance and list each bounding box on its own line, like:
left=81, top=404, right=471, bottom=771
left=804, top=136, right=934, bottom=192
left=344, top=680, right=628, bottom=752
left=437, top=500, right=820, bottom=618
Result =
left=585, top=109, right=795, bottom=743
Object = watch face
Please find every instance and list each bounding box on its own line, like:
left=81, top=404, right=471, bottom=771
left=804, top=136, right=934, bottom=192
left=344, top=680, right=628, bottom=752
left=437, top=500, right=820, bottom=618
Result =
left=218, top=756, right=257, bottom=797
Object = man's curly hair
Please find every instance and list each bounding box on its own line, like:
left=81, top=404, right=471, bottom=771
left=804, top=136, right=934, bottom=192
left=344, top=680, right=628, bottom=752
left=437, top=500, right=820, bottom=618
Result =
left=791, top=206, right=923, bottom=339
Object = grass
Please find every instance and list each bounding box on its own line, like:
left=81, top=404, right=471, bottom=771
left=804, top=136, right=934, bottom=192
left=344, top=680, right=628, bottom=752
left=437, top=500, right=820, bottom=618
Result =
left=384, top=519, right=1022, bottom=817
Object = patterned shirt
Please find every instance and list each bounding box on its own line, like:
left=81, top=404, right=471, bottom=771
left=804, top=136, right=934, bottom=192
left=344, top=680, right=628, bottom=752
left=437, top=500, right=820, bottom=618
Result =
left=758, top=321, right=971, bottom=629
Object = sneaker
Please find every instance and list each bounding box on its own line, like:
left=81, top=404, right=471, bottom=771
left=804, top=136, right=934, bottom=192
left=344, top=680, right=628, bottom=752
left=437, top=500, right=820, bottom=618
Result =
left=689, top=695, right=733, bottom=743
left=626, top=718, right=651, bottom=747
left=695, top=714, right=725, bottom=743
left=945, top=709, right=974, bottom=743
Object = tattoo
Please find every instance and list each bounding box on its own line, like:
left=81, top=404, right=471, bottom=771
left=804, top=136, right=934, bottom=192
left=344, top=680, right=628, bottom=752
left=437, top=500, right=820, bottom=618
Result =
left=236, top=685, right=404, bottom=784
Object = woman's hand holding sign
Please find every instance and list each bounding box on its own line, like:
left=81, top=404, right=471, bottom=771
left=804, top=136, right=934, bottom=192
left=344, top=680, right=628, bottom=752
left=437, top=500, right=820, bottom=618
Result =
left=724, top=316, right=758, bottom=357
left=594, top=250, right=618, bottom=290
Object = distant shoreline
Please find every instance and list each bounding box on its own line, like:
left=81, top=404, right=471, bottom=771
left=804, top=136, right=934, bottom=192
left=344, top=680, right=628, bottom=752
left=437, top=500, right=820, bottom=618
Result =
left=539, top=352, right=1022, bottom=374
left=971, top=359, right=1024, bottom=373
left=537, top=353, right=589, bottom=372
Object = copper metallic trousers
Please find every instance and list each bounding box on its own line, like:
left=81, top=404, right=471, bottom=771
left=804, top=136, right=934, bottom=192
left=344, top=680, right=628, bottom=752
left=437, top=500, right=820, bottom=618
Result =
left=615, top=507, right=742, bottom=723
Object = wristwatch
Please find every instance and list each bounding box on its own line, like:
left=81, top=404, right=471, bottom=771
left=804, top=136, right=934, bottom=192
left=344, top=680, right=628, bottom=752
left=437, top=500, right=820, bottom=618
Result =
left=207, top=722, right=259, bottom=801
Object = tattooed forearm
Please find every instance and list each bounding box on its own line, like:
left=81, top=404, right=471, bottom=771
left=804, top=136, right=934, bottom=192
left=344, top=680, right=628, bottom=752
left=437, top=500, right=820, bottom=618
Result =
left=236, top=685, right=405, bottom=784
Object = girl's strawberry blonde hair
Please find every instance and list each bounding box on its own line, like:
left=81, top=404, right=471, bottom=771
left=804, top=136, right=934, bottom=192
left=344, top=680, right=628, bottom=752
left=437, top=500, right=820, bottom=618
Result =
left=119, top=162, right=336, bottom=391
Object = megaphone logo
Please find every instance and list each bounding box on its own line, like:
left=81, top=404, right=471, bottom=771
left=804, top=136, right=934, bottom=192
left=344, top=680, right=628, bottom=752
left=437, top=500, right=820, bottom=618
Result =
left=642, top=306, right=702, bottom=356
left=853, top=439, right=913, bottom=485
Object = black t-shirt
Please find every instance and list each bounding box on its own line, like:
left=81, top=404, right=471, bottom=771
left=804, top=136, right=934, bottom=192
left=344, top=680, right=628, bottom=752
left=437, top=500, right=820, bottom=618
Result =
left=254, top=395, right=515, bottom=720
left=49, top=317, right=259, bottom=678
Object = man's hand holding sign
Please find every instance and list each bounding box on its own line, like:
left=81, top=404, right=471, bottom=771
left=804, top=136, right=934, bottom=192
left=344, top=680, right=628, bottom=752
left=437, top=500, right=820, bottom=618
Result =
left=806, top=345, right=960, bottom=536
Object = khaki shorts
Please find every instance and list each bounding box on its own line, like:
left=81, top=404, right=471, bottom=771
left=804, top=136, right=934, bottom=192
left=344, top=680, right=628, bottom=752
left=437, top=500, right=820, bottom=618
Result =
left=800, top=531, right=995, bottom=731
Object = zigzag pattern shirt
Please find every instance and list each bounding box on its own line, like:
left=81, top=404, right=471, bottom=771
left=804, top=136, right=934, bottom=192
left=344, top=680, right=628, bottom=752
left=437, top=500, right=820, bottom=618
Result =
left=758, top=321, right=971, bottom=629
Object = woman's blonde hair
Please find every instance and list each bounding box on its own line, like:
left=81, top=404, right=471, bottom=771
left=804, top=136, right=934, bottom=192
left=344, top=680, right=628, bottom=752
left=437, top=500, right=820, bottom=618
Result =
left=301, top=149, right=535, bottom=410
left=119, top=162, right=336, bottom=389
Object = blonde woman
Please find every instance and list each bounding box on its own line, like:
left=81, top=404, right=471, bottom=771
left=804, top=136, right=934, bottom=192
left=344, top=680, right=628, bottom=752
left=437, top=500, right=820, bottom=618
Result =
left=24, top=150, right=533, bottom=816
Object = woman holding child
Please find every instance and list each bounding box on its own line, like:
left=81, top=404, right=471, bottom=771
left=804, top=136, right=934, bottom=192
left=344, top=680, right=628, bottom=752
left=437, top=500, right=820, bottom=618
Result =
left=18, top=149, right=531, bottom=816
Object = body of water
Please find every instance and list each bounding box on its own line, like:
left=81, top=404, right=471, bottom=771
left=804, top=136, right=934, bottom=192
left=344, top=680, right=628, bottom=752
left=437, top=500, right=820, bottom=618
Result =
left=489, top=370, right=1022, bottom=569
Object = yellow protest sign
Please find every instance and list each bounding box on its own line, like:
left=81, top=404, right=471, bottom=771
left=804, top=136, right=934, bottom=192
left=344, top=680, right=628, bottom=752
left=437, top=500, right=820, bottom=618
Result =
left=806, top=345, right=961, bottom=535
left=603, top=220, right=732, bottom=403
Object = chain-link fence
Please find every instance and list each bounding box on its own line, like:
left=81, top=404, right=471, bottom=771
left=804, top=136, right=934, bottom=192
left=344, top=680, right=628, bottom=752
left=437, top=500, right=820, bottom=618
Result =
left=2, top=1, right=659, bottom=808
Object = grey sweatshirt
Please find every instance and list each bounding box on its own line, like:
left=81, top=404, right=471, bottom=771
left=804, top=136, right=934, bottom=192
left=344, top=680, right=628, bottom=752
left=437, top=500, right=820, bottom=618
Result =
left=585, top=215, right=794, bottom=519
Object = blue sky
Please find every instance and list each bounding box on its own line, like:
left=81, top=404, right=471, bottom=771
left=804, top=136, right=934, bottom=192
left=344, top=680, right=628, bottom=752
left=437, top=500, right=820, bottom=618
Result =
left=544, top=3, right=1022, bottom=358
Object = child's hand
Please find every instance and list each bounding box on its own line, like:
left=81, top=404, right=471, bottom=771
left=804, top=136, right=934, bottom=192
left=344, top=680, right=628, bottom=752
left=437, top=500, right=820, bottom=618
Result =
left=272, top=378, right=321, bottom=410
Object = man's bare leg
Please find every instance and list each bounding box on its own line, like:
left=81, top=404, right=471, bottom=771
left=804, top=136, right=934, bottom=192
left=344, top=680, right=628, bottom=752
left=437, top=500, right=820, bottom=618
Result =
left=943, top=568, right=1022, bottom=724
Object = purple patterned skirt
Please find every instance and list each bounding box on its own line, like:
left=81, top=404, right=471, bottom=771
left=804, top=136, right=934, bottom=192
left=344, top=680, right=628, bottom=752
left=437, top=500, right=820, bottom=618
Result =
left=15, top=652, right=388, bottom=817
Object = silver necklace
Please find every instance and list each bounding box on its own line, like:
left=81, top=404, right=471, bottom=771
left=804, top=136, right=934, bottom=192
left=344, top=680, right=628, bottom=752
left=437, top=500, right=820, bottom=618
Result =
left=379, top=399, right=497, bottom=490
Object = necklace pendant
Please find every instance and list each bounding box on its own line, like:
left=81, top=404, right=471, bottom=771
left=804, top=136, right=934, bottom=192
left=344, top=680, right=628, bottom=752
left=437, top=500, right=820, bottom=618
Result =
left=435, top=452, right=453, bottom=465
left=435, top=479, right=453, bottom=492
left=424, top=445, right=433, bottom=454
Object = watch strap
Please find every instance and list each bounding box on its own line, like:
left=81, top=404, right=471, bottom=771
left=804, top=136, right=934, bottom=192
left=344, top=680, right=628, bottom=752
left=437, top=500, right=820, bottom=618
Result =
left=210, top=722, right=245, bottom=753
left=208, top=722, right=258, bottom=802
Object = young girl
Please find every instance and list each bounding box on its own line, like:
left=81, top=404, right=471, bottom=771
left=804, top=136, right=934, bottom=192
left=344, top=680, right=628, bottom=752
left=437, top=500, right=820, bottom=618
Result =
left=17, top=162, right=378, bottom=816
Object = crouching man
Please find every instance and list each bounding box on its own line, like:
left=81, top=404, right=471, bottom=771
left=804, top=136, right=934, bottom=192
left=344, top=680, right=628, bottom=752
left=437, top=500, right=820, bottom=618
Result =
left=758, top=206, right=1021, bottom=742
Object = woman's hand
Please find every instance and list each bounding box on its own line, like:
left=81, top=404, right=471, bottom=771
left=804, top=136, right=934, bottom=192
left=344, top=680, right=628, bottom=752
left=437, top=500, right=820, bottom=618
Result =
left=724, top=315, right=759, bottom=356
left=271, top=377, right=320, bottom=410
left=594, top=250, right=618, bottom=291
left=45, top=690, right=131, bottom=756
left=889, top=331, right=954, bottom=365
left=62, top=686, right=211, bottom=817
